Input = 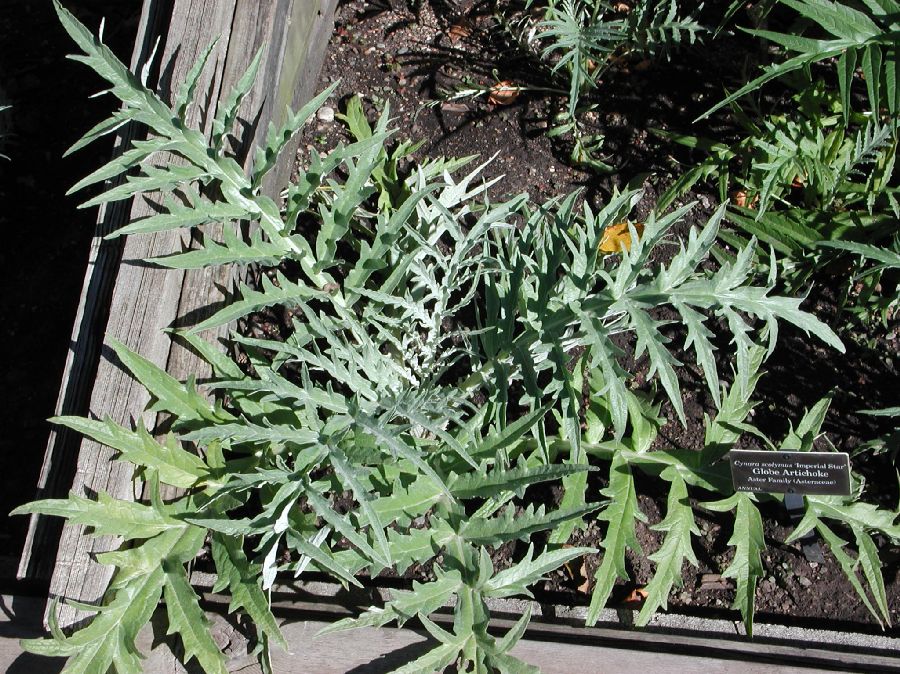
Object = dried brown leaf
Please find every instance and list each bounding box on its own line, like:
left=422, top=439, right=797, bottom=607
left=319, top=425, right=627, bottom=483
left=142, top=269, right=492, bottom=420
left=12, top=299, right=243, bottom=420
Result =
left=488, top=81, right=520, bottom=106
left=623, top=586, right=649, bottom=604
left=448, top=22, right=472, bottom=44
left=731, top=190, right=758, bottom=209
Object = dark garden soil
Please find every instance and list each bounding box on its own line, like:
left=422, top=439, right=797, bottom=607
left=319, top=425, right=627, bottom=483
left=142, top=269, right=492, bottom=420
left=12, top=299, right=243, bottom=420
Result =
left=0, top=1, right=139, bottom=576
left=285, top=0, right=900, bottom=631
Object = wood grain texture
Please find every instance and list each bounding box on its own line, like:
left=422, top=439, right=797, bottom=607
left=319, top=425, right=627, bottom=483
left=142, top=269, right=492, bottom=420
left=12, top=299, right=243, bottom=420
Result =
left=48, top=0, right=238, bottom=630
left=265, top=0, right=340, bottom=195
left=164, top=0, right=339, bottom=382
left=33, top=0, right=338, bottom=630
left=204, top=577, right=900, bottom=673
left=0, top=595, right=839, bottom=674
left=20, top=0, right=336, bottom=627
left=17, top=0, right=174, bottom=584
left=270, top=621, right=829, bottom=674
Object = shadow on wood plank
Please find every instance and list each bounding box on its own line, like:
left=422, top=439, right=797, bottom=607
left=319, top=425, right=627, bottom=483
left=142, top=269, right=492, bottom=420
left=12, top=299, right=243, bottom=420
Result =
left=5, top=653, right=65, bottom=674
left=0, top=596, right=64, bottom=674
left=344, top=639, right=436, bottom=674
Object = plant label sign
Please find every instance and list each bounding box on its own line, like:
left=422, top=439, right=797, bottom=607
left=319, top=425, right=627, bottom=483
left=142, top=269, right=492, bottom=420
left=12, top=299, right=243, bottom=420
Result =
left=729, top=450, right=851, bottom=496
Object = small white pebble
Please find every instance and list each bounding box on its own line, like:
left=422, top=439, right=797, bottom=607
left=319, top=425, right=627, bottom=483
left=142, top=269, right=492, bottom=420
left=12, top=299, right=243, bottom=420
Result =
left=317, top=106, right=335, bottom=123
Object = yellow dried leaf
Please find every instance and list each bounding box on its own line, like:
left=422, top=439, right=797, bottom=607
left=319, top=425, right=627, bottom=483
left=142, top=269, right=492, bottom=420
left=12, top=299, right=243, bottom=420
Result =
left=599, top=221, right=644, bottom=253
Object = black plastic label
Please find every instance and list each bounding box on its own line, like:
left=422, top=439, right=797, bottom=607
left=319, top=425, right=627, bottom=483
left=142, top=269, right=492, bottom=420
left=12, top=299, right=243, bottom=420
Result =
left=729, top=450, right=851, bottom=496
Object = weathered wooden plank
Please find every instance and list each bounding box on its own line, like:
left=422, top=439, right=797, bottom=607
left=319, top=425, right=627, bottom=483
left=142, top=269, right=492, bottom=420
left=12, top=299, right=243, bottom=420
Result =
left=0, top=595, right=837, bottom=674
left=163, top=0, right=338, bottom=387
left=155, top=0, right=340, bottom=504
left=46, top=0, right=239, bottom=629
left=238, top=577, right=900, bottom=673
left=18, top=0, right=175, bottom=583
left=266, top=0, right=337, bottom=190
left=252, top=0, right=341, bottom=196
left=269, top=621, right=828, bottom=674
left=37, top=0, right=339, bottom=630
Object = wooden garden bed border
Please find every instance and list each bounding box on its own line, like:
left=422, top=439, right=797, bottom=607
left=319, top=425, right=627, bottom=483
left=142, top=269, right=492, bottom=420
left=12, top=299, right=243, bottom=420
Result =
left=193, top=575, right=900, bottom=672
left=8, top=580, right=898, bottom=672
left=18, top=0, right=339, bottom=629
left=16, top=0, right=900, bottom=667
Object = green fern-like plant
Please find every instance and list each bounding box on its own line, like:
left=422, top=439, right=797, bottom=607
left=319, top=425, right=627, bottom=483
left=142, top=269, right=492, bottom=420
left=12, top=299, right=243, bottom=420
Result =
left=658, top=79, right=898, bottom=319
left=523, top=0, right=703, bottom=170
left=700, top=0, right=900, bottom=127
left=537, top=0, right=702, bottom=116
